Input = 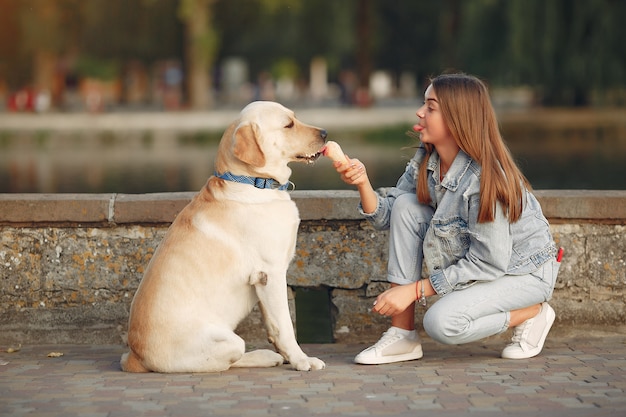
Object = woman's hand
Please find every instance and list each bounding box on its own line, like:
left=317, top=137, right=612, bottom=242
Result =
left=329, top=150, right=377, bottom=214
left=372, top=283, right=417, bottom=317
left=335, top=156, right=369, bottom=187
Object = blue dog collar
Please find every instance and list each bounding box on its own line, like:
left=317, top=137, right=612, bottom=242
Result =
left=214, top=171, right=291, bottom=191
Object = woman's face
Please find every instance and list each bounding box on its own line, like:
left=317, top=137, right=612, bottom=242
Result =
left=413, top=84, right=454, bottom=148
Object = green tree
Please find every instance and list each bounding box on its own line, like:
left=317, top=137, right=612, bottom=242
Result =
left=456, top=0, right=510, bottom=84
left=2, top=0, right=625, bottom=109
left=214, top=0, right=351, bottom=79
left=80, top=0, right=181, bottom=62
left=507, top=0, right=626, bottom=105
left=13, top=0, right=83, bottom=104
left=374, top=1, right=443, bottom=88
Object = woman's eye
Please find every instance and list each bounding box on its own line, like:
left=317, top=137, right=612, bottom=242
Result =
left=285, top=121, right=295, bottom=128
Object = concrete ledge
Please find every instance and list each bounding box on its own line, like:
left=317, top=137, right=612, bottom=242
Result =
left=1, top=189, right=625, bottom=225
left=0, top=193, right=115, bottom=224
left=113, top=192, right=195, bottom=224
left=1, top=190, right=625, bottom=346
left=534, top=189, right=626, bottom=222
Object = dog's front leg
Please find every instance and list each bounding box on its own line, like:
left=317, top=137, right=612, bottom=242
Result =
left=253, top=271, right=325, bottom=371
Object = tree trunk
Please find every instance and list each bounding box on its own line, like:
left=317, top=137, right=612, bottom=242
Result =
left=180, top=0, right=216, bottom=109
left=355, top=0, right=373, bottom=106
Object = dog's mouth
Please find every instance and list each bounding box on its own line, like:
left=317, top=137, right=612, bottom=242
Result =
left=296, top=150, right=323, bottom=164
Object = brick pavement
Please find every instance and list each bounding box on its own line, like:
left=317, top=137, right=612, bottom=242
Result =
left=1, top=329, right=625, bottom=417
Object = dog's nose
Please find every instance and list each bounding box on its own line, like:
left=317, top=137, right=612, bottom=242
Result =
left=320, top=129, right=328, bottom=140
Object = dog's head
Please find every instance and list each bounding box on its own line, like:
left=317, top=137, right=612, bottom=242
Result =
left=215, top=101, right=327, bottom=185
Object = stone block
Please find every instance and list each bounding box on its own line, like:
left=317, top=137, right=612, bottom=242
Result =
left=288, top=222, right=388, bottom=289
left=114, top=193, right=194, bottom=224
left=0, top=194, right=113, bottom=224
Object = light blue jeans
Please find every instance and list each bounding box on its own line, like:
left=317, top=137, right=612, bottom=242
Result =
left=386, top=193, right=559, bottom=345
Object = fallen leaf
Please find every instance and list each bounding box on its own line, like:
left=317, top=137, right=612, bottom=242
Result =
left=47, top=352, right=64, bottom=358
left=6, top=344, right=21, bottom=353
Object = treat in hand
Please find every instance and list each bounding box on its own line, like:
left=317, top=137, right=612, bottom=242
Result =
left=322, top=141, right=349, bottom=163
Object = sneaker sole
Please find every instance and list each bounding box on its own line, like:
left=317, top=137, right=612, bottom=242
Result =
left=354, top=345, right=424, bottom=365
left=502, top=304, right=556, bottom=359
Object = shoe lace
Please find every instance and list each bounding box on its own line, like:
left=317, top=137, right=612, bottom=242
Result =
left=510, top=317, right=534, bottom=344
left=372, top=329, right=404, bottom=350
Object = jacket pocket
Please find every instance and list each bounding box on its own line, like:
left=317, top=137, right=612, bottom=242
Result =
left=431, top=216, right=470, bottom=257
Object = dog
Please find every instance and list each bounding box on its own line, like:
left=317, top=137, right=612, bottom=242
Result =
left=121, top=101, right=327, bottom=372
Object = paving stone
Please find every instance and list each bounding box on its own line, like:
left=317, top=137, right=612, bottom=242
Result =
left=1, top=334, right=625, bottom=416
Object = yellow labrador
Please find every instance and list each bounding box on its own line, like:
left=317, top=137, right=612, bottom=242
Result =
left=121, top=101, right=327, bottom=372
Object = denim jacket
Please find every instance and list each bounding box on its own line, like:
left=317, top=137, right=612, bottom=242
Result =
left=360, top=145, right=556, bottom=296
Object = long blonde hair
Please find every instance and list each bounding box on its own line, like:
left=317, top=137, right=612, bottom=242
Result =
left=417, top=73, right=530, bottom=223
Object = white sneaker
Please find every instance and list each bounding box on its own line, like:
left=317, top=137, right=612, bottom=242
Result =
left=501, top=302, right=556, bottom=359
left=354, top=327, right=423, bottom=365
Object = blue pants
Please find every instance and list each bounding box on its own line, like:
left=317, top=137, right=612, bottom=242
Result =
left=386, top=193, right=558, bottom=345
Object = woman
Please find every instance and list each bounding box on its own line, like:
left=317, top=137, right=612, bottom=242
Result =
left=333, top=73, right=560, bottom=364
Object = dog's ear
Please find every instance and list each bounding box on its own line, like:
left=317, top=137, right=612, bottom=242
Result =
left=233, top=122, right=266, bottom=167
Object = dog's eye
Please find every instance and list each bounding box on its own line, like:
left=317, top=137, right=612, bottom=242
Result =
left=285, top=121, right=295, bottom=128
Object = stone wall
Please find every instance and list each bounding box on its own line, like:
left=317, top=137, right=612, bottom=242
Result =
left=1, top=190, right=625, bottom=346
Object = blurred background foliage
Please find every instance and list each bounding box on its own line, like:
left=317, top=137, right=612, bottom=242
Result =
left=1, top=0, right=625, bottom=193
left=0, top=0, right=625, bottom=110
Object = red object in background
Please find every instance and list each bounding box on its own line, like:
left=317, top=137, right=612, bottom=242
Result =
left=7, top=88, right=35, bottom=112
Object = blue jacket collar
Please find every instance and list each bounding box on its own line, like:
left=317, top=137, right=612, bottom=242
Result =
left=427, top=149, right=474, bottom=191
left=214, top=171, right=291, bottom=191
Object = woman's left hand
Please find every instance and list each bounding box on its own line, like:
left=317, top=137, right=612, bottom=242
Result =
left=372, top=283, right=417, bottom=316
left=335, top=157, right=369, bottom=187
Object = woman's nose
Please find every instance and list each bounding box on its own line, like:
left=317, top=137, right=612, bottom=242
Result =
left=416, top=104, right=425, bottom=118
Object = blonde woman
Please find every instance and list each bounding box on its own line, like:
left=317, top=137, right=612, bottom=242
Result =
left=334, top=73, right=560, bottom=364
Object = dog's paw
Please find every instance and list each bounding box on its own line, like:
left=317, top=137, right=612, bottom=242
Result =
left=291, top=356, right=326, bottom=371
left=231, top=349, right=284, bottom=368
left=308, top=356, right=326, bottom=370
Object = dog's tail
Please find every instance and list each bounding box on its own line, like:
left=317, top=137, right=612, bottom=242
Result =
left=120, top=350, right=151, bottom=373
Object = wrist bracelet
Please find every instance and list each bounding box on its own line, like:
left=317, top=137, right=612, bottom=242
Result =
left=418, top=279, right=426, bottom=307
left=415, top=279, right=427, bottom=308
left=415, top=281, right=419, bottom=301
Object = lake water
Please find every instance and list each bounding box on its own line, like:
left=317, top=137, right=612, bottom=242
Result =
left=1, top=108, right=625, bottom=193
